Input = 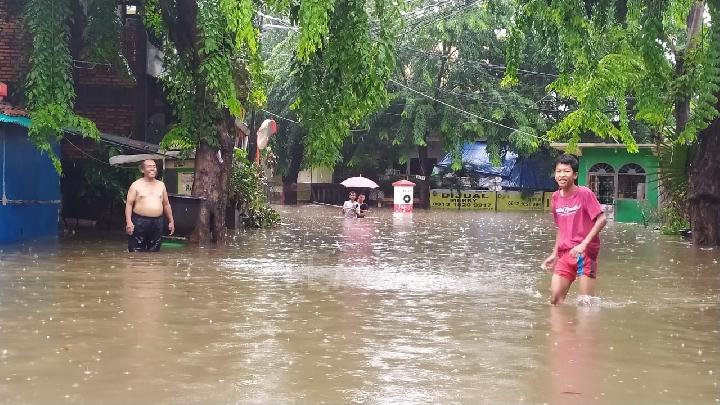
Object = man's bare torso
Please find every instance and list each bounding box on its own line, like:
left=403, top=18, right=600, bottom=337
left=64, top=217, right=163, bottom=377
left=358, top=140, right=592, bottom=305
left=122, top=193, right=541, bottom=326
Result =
left=131, top=179, right=166, bottom=217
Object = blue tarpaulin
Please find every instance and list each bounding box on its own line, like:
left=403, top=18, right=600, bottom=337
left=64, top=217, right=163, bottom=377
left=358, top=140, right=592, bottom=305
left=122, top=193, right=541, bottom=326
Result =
left=433, top=141, right=557, bottom=191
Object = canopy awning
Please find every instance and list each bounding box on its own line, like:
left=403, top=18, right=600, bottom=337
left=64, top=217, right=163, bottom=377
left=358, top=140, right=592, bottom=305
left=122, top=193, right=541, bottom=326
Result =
left=108, top=151, right=193, bottom=166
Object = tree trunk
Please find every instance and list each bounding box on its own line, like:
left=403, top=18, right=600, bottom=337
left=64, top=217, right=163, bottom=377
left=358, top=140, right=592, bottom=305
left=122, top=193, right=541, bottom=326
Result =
left=688, top=96, right=720, bottom=246
left=417, top=39, right=452, bottom=209
left=417, top=144, right=430, bottom=208
left=248, top=109, right=258, bottom=162
left=674, top=1, right=705, bottom=138
left=281, top=128, right=305, bottom=205
left=190, top=116, right=235, bottom=244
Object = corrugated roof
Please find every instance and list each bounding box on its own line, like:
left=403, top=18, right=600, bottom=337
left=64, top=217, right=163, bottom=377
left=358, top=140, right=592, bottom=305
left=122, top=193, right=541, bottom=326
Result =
left=0, top=101, right=29, bottom=118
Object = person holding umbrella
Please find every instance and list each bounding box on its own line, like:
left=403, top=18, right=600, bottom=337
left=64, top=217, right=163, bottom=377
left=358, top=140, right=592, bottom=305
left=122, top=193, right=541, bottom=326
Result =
left=340, top=176, right=379, bottom=218
left=356, top=194, right=369, bottom=218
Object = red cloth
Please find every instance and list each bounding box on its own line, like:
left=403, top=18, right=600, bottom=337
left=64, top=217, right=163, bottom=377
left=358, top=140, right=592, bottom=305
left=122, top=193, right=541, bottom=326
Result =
left=551, top=186, right=603, bottom=259
left=554, top=250, right=598, bottom=280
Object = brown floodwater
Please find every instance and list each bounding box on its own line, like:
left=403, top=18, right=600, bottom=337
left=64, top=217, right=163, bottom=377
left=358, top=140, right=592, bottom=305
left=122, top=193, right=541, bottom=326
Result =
left=0, top=206, right=718, bottom=404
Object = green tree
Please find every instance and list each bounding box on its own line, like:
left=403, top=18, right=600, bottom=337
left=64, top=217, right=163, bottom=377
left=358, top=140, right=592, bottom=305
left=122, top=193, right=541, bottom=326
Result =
left=378, top=0, right=560, bottom=204
left=505, top=0, right=720, bottom=245
left=265, top=0, right=561, bottom=200
left=21, top=0, right=399, bottom=242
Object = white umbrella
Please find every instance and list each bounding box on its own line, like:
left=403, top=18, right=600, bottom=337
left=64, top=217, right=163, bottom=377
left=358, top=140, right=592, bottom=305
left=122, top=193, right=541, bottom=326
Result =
left=340, top=176, right=379, bottom=188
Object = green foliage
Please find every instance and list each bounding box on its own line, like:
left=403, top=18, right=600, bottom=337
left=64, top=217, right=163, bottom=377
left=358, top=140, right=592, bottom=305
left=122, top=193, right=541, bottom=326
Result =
left=84, top=0, right=133, bottom=79
left=383, top=0, right=553, bottom=170
left=24, top=0, right=100, bottom=172
left=659, top=140, right=690, bottom=195
left=292, top=0, right=400, bottom=168
left=142, top=0, right=165, bottom=39
left=24, top=0, right=74, bottom=111
left=263, top=32, right=304, bottom=179
left=198, top=0, right=244, bottom=117
left=159, top=124, right=195, bottom=151
left=229, top=149, right=280, bottom=228
left=145, top=0, right=265, bottom=152
left=60, top=143, right=138, bottom=227
left=505, top=0, right=718, bottom=149
left=332, top=104, right=405, bottom=179
left=678, top=2, right=720, bottom=143
left=295, top=0, right=334, bottom=62
left=76, top=145, right=138, bottom=207
left=658, top=203, right=690, bottom=235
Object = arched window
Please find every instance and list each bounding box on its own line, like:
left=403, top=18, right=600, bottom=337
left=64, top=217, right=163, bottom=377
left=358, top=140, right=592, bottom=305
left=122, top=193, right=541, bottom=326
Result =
left=619, top=163, right=645, bottom=175
left=589, top=163, right=615, bottom=174
left=588, top=163, right=615, bottom=204
left=618, top=163, right=646, bottom=199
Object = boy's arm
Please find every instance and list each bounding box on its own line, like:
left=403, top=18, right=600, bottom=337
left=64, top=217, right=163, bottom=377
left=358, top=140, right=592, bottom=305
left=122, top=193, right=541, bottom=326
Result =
left=570, top=189, right=607, bottom=256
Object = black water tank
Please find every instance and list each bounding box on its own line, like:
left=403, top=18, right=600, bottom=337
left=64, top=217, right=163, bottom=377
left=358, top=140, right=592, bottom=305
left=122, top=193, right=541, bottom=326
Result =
left=166, top=194, right=204, bottom=237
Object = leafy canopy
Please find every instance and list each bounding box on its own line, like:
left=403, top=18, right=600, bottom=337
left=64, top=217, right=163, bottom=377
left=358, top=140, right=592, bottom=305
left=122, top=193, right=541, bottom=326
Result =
left=504, top=0, right=720, bottom=151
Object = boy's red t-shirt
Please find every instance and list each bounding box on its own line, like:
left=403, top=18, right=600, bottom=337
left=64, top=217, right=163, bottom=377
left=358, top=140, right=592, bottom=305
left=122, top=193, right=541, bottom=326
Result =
left=551, top=186, right=604, bottom=259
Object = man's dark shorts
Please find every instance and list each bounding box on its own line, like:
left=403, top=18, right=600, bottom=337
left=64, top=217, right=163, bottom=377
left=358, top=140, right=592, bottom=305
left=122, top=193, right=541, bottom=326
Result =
left=128, top=213, right=163, bottom=252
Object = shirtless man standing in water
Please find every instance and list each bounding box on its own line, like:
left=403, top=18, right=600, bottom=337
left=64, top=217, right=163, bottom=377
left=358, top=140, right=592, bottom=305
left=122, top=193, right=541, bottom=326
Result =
left=125, top=160, right=175, bottom=252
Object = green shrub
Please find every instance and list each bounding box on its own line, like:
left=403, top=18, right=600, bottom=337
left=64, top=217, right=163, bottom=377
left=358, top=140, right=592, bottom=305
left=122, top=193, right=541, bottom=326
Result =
left=658, top=203, right=690, bottom=235
left=229, top=149, right=280, bottom=228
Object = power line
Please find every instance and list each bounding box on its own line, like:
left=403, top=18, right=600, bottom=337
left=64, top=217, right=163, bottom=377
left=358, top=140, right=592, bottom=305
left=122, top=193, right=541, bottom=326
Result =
left=260, top=109, right=298, bottom=123
left=62, top=136, right=115, bottom=166
left=396, top=44, right=558, bottom=78
left=371, top=0, right=470, bottom=36
left=260, top=109, right=371, bottom=133
left=389, top=78, right=552, bottom=142
left=258, top=4, right=558, bottom=81
left=432, top=85, right=567, bottom=112
left=400, top=0, right=482, bottom=35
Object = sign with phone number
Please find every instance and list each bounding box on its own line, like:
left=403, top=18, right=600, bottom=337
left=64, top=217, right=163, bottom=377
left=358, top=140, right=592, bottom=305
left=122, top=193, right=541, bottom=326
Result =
left=430, top=189, right=553, bottom=211
left=430, top=190, right=497, bottom=210
left=496, top=191, right=546, bottom=211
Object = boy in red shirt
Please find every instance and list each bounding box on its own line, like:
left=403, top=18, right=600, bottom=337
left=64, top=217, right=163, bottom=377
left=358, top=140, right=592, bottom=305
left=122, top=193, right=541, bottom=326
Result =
left=542, top=154, right=608, bottom=305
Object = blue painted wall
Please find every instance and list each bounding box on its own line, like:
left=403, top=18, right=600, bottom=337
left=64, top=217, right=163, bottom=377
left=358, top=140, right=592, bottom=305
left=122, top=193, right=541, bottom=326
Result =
left=0, top=122, right=60, bottom=243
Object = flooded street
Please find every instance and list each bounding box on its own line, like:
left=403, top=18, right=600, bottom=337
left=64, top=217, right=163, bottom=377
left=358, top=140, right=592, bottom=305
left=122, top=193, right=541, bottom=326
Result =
left=0, top=205, right=718, bottom=404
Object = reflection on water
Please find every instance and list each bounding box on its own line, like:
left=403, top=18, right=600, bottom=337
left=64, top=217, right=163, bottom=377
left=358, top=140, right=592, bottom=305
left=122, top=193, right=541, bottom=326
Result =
left=0, top=206, right=718, bottom=404
left=548, top=306, right=602, bottom=405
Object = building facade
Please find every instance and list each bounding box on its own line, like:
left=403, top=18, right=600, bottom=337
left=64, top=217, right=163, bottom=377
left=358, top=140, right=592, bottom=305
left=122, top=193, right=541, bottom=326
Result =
left=552, top=143, right=659, bottom=224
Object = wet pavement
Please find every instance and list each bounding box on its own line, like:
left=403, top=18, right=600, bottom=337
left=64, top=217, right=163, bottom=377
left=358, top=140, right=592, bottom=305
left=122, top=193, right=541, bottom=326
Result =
left=0, top=205, right=718, bottom=404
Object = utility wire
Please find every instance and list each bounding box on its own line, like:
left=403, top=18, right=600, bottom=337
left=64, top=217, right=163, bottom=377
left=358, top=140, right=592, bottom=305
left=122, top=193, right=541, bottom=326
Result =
left=400, top=0, right=482, bottom=35
left=389, top=78, right=552, bottom=143
left=396, top=44, right=559, bottom=78
left=260, top=109, right=298, bottom=123
left=260, top=109, right=370, bottom=133
left=370, top=0, right=468, bottom=35
left=432, top=85, right=568, bottom=112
